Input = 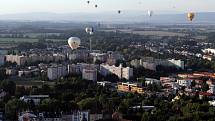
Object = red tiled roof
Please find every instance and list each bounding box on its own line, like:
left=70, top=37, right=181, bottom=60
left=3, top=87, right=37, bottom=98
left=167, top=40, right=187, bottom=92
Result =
left=199, top=92, right=214, bottom=96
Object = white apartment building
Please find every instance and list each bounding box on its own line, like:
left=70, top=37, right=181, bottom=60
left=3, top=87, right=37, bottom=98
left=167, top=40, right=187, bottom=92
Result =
left=131, top=57, right=185, bottom=71
left=82, top=68, right=97, bottom=81
left=168, top=59, right=185, bottom=70
left=71, top=111, right=89, bottom=121
left=145, top=78, right=161, bottom=85
left=6, top=68, right=17, bottom=76
left=68, top=49, right=90, bottom=61
left=208, top=85, right=215, bottom=94
left=202, top=48, right=215, bottom=55
left=6, top=54, right=66, bottom=66
left=0, top=55, right=5, bottom=66
left=68, top=63, right=99, bottom=75
left=90, top=52, right=107, bottom=63
left=6, top=55, right=27, bottom=65
left=20, top=95, right=49, bottom=105
left=47, top=64, right=68, bottom=80
left=97, top=81, right=112, bottom=87
left=68, top=64, right=81, bottom=74
left=100, top=64, right=133, bottom=80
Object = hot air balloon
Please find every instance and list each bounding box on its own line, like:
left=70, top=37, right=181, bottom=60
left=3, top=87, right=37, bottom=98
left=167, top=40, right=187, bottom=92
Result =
left=87, top=1, right=90, bottom=4
left=148, top=10, right=153, bottom=17
left=118, top=10, right=121, bottom=14
left=95, top=4, right=98, bottom=8
left=187, top=12, right=195, bottom=21
left=85, top=27, right=94, bottom=35
left=68, top=37, right=81, bottom=50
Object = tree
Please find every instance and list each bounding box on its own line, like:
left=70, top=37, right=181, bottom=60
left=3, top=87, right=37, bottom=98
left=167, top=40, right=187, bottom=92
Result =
left=15, top=86, right=30, bottom=97
left=0, top=80, right=16, bottom=95
left=202, top=83, right=209, bottom=92
left=146, top=83, right=161, bottom=92
left=191, top=81, right=196, bottom=87
left=104, top=74, right=119, bottom=83
left=141, top=112, right=151, bottom=121
left=5, top=99, right=28, bottom=120
left=95, top=59, right=102, bottom=65
left=78, top=98, right=102, bottom=113
left=0, top=68, right=6, bottom=80
left=38, top=99, right=61, bottom=112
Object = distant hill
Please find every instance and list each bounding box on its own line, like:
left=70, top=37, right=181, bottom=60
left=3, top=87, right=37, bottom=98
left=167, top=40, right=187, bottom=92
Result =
left=0, top=11, right=215, bottom=24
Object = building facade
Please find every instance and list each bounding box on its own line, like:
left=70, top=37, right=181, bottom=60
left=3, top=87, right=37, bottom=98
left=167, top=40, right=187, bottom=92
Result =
left=6, top=54, right=66, bottom=66
left=117, top=82, right=144, bottom=94
left=100, top=64, right=133, bottom=80
left=47, top=64, right=68, bottom=80
left=82, top=68, right=97, bottom=81
left=0, top=55, right=5, bottom=66
left=131, top=57, right=185, bottom=71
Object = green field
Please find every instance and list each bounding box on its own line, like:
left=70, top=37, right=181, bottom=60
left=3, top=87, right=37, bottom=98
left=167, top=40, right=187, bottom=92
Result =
left=0, top=38, right=38, bottom=43
left=25, top=33, right=61, bottom=38
left=0, top=38, right=67, bottom=44
left=46, top=38, right=67, bottom=42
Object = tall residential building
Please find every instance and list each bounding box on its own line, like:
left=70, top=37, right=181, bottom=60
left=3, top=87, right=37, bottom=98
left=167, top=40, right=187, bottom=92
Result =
left=6, top=55, right=27, bottom=65
left=68, top=63, right=99, bottom=75
left=68, top=49, right=90, bottom=61
left=100, top=64, right=133, bottom=80
left=131, top=57, right=185, bottom=71
left=47, top=64, right=68, bottom=80
left=90, top=52, right=107, bottom=63
left=106, top=51, right=124, bottom=66
left=82, top=67, right=97, bottom=82
left=0, top=55, right=5, bottom=66
left=6, top=54, right=66, bottom=66
left=168, top=59, right=185, bottom=70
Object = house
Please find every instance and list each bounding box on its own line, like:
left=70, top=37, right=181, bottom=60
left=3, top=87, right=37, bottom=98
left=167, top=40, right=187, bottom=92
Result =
left=117, top=82, right=144, bottom=94
left=145, top=78, right=161, bottom=85
left=20, top=95, right=49, bottom=105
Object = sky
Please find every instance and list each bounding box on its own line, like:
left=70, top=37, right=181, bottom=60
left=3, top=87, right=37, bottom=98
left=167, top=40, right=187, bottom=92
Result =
left=0, top=0, right=214, bottom=14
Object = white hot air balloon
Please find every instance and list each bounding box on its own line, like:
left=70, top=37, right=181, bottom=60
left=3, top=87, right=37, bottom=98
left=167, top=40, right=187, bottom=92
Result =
left=85, top=27, right=94, bottom=35
left=148, top=10, right=153, bottom=17
left=68, top=37, right=81, bottom=50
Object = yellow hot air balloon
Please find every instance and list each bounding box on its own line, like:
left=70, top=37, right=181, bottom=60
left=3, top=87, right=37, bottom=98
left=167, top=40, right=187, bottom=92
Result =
left=187, top=12, right=195, bottom=21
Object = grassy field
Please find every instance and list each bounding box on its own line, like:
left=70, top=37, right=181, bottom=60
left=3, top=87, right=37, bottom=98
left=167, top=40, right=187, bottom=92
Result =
left=0, top=38, right=38, bottom=43
left=132, top=31, right=187, bottom=37
left=0, top=38, right=66, bottom=44
left=46, top=38, right=67, bottom=42
left=101, top=29, right=187, bottom=37
left=25, top=33, right=61, bottom=38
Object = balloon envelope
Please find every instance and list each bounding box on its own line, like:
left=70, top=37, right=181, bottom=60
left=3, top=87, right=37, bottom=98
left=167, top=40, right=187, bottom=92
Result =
left=85, top=27, right=94, bottom=35
left=148, top=10, right=153, bottom=17
left=187, top=12, right=195, bottom=21
left=68, top=37, right=81, bottom=50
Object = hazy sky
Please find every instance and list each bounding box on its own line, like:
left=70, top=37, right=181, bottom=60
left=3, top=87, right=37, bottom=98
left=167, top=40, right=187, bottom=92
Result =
left=0, top=0, right=214, bottom=14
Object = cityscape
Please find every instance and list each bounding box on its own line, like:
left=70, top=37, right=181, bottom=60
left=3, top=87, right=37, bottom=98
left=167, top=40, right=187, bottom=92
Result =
left=0, top=0, right=215, bottom=121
